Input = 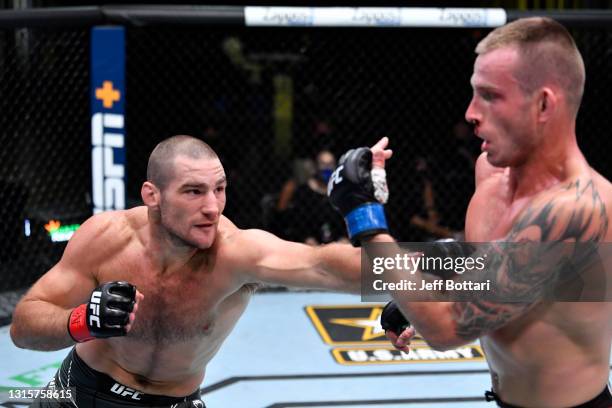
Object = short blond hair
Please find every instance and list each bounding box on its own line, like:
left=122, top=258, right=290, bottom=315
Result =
left=476, top=17, right=585, bottom=116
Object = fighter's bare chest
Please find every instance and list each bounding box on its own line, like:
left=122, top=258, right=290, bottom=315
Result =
left=466, top=179, right=527, bottom=241
left=98, top=254, right=237, bottom=343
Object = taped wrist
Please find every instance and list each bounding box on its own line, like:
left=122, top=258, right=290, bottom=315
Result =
left=371, top=168, right=389, bottom=204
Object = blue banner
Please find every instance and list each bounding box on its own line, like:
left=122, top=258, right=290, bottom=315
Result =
left=90, top=26, right=126, bottom=214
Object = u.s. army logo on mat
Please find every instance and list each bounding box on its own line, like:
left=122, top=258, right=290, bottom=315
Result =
left=305, top=304, right=485, bottom=365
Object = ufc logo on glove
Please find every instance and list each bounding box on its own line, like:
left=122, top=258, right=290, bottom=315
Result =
left=328, top=165, right=344, bottom=188
left=88, top=291, right=102, bottom=328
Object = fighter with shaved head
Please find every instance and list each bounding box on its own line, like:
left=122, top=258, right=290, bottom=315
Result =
left=11, top=135, right=390, bottom=407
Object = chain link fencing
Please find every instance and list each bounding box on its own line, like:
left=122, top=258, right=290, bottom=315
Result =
left=0, top=28, right=90, bottom=295
left=1, top=20, right=611, bottom=312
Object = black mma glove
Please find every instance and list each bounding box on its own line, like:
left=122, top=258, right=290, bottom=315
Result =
left=68, top=281, right=136, bottom=342
left=380, top=301, right=411, bottom=335
left=424, top=239, right=475, bottom=280
left=327, top=147, right=388, bottom=245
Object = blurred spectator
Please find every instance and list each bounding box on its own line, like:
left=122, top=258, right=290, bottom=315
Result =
left=409, top=157, right=462, bottom=241
left=277, top=159, right=316, bottom=212
left=278, top=150, right=347, bottom=245
left=448, top=120, right=480, bottom=170
left=409, top=120, right=479, bottom=241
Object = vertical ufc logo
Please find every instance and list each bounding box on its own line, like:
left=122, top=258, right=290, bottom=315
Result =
left=110, top=383, right=142, bottom=400
left=88, top=291, right=102, bottom=328
left=327, top=165, right=344, bottom=193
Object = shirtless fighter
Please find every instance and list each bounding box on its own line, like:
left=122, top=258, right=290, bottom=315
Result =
left=10, top=135, right=389, bottom=407
left=328, top=17, right=612, bottom=408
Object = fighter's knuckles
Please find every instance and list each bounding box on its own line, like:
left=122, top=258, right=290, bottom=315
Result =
left=399, top=327, right=416, bottom=341
left=385, top=330, right=398, bottom=342
left=371, top=150, right=386, bottom=168
left=392, top=340, right=408, bottom=352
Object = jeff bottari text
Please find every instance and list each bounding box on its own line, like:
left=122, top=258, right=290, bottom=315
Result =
left=372, top=279, right=491, bottom=291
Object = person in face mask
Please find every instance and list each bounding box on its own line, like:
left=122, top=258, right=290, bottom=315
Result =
left=315, top=150, right=336, bottom=186
left=283, top=150, right=348, bottom=245
left=316, top=150, right=336, bottom=185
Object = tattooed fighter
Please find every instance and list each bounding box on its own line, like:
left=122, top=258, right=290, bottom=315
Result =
left=328, top=18, right=612, bottom=408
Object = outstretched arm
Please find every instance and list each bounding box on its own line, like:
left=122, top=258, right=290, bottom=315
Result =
left=235, top=229, right=362, bottom=292
left=233, top=137, right=393, bottom=293
left=326, top=139, right=608, bottom=350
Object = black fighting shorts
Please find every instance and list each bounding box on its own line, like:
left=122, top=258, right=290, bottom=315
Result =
left=485, top=384, right=612, bottom=408
left=30, top=348, right=205, bottom=408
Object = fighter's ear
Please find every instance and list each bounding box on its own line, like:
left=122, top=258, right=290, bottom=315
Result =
left=536, top=87, right=557, bottom=123
left=141, top=181, right=161, bottom=208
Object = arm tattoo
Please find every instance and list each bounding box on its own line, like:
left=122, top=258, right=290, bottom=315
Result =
left=452, top=179, right=608, bottom=341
